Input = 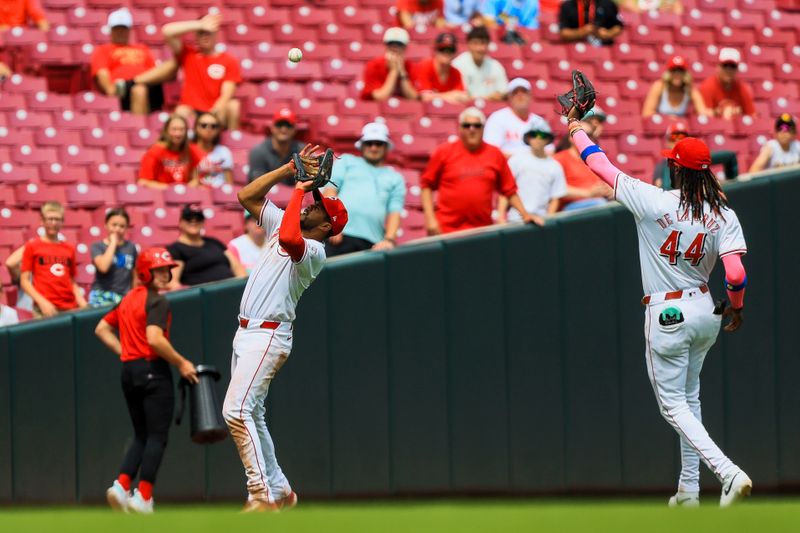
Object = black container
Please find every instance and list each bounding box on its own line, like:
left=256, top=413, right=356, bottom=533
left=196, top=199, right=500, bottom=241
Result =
left=176, top=364, right=229, bottom=444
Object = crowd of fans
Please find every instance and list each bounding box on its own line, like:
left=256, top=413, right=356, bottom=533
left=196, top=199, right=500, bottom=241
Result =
left=1, top=0, right=800, bottom=326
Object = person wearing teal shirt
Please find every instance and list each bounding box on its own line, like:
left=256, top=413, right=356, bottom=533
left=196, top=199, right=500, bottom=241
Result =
left=323, top=122, right=407, bottom=256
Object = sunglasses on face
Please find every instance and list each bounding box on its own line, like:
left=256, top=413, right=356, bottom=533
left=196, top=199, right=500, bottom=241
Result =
left=721, top=63, right=738, bottom=70
left=438, top=47, right=456, bottom=55
left=183, top=215, right=204, bottom=223
left=461, top=122, right=483, bottom=129
left=197, top=122, right=220, bottom=130
left=274, top=121, right=294, bottom=129
left=528, top=132, right=553, bottom=140
left=363, top=140, right=387, bottom=147
left=669, top=67, right=686, bottom=73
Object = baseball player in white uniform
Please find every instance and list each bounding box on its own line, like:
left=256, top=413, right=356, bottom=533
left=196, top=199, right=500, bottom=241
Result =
left=563, top=104, right=752, bottom=507
left=222, top=145, right=348, bottom=512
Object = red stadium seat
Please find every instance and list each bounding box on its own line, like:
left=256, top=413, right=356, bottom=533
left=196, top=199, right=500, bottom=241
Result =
left=11, top=145, right=58, bottom=165
left=14, top=183, right=67, bottom=208
left=41, top=163, right=89, bottom=184
left=66, top=183, right=114, bottom=208
left=163, top=185, right=213, bottom=207
left=8, top=109, right=53, bottom=130
left=305, top=81, right=350, bottom=101
left=0, top=162, right=39, bottom=185
left=337, top=97, right=380, bottom=119
left=106, top=144, right=143, bottom=166
left=210, top=184, right=242, bottom=210
left=0, top=207, right=39, bottom=229
left=116, top=184, right=162, bottom=206
left=81, top=128, right=128, bottom=148
left=54, top=110, right=101, bottom=130
left=61, top=145, right=106, bottom=166
left=2, top=75, right=48, bottom=95
left=73, top=92, right=120, bottom=113
left=89, top=164, right=137, bottom=185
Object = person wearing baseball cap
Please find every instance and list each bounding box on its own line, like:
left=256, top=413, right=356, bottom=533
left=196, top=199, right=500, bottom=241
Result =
left=484, top=77, right=550, bottom=156
left=698, top=47, right=755, bottom=119
left=397, top=0, right=445, bottom=30
left=90, top=7, right=167, bottom=115
left=360, top=27, right=418, bottom=101
left=653, top=122, right=739, bottom=189
left=95, top=246, right=198, bottom=513
left=415, top=32, right=469, bottom=105
left=749, top=114, right=800, bottom=173
left=642, top=55, right=711, bottom=119
left=247, top=108, right=305, bottom=185
left=322, top=122, right=406, bottom=256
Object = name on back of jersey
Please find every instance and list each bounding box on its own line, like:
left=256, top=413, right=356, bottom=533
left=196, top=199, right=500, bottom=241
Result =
left=653, top=207, right=722, bottom=235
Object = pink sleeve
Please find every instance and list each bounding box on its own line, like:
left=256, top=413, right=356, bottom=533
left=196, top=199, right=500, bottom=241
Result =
left=721, top=253, right=746, bottom=310
left=571, top=129, right=621, bottom=188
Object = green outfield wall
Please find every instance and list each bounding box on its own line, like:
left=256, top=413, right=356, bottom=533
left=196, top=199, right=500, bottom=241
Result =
left=2, top=169, right=799, bottom=503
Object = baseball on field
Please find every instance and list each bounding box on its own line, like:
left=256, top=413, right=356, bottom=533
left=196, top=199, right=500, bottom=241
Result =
left=288, top=48, right=303, bottom=63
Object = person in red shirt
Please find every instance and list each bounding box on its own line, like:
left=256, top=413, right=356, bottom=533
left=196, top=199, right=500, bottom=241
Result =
left=397, top=0, right=445, bottom=29
left=0, top=0, right=49, bottom=31
left=20, top=201, right=87, bottom=318
left=163, top=13, right=242, bottom=129
left=415, top=32, right=469, bottom=105
left=95, top=247, right=198, bottom=514
left=421, top=107, right=541, bottom=234
left=360, top=27, right=419, bottom=101
left=91, top=8, right=172, bottom=115
left=699, top=48, right=756, bottom=120
left=138, top=114, right=204, bottom=189
left=553, top=120, right=614, bottom=211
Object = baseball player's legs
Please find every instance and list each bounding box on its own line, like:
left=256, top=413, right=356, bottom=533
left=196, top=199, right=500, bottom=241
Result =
left=645, top=299, right=738, bottom=483
left=252, top=395, right=292, bottom=497
left=138, top=370, right=174, bottom=483
left=120, top=365, right=147, bottom=478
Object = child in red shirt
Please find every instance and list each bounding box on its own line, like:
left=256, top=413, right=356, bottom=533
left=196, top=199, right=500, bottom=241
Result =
left=138, top=114, right=204, bottom=189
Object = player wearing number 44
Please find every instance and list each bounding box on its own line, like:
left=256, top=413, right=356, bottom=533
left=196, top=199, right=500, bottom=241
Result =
left=565, top=105, right=752, bottom=507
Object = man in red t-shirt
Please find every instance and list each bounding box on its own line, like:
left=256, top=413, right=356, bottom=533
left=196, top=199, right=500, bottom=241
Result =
left=421, top=107, right=541, bottom=234
left=163, top=13, right=242, bottom=129
left=397, top=0, right=445, bottom=29
left=91, top=8, right=171, bottom=115
left=20, top=202, right=87, bottom=317
left=0, top=0, right=49, bottom=31
left=360, top=27, right=419, bottom=101
left=699, top=48, right=756, bottom=120
left=414, top=32, right=469, bottom=105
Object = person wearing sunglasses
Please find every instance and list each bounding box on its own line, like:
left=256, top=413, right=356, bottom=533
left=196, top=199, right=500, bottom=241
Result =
left=193, top=112, right=233, bottom=188
left=322, top=122, right=406, bottom=256
left=248, top=108, right=306, bottom=186
left=498, top=124, right=567, bottom=223
left=642, top=55, right=711, bottom=119
left=699, top=48, right=755, bottom=120
left=749, top=114, right=800, bottom=173
left=421, top=107, right=542, bottom=235
left=415, top=32, right=469, bottom=105
left=654, top=122, right=739, bottom=189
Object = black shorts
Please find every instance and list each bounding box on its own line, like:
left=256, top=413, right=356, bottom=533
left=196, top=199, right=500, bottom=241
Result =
left=120, top=80, right=165, bottom=112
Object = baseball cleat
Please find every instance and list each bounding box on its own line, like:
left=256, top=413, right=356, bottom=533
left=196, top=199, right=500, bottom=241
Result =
left=105, top=480, right=130, bottom=512
left=668, top=491, right=700, bottom=507
left=241, top=498, right=279, bottom=513
left=126, top=489, right=154, bottom=514
left=720, top=470, right=752, bottom=507
left=276, top=491, right=298, bottom=510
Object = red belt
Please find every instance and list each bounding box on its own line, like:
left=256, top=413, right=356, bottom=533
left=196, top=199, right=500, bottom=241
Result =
left=239, top=318, right=280, bottom=329
left=642, top=284, right=708, bottom=305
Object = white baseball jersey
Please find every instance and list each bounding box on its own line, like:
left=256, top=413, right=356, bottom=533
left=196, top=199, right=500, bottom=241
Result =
left=228, top=233, right=267, bottom=273
left=238, top=200, right=326, bottom=322
left=483, top=107, right=549, bottom=155
left=614, top=173, right=747, bottom=295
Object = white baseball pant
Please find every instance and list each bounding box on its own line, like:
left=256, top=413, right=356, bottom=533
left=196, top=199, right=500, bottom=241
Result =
left=223, top=322, right=293, bottom=503
left=644, top=289, right=740, bottom=492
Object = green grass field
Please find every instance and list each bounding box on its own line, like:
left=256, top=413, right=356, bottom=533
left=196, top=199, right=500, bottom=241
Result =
left=1, top=499, right=799, bottom=533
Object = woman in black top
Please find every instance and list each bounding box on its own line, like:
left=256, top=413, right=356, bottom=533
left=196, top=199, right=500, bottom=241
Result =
left=167, top=204, right=246, bottom=288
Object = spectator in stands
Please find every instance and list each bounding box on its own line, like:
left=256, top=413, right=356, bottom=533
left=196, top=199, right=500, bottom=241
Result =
left=444, top=0, right=484, bottom=26
left=247, top=108, right=305, bottom=186
left=397, top=0, right=446, bottom=29
left=482, top=0, right=540, bottom=44
left=749, top=114, right=800, bottom=173
left=0, top=0, right=49, bottom=31
left=91, top=8, right=167, bottom=115
left=452, top=26, right=508, bottom=102
left=138, top=114, right=204, bottom=189
left=20, top=202, right=87, bottom=318
left=163, top=14, right=242, bottom=129
left=619, top=0, right=684, bottom=15
left=227, top=213, right=266, bottom=273
left=653, top=122, right=739, bottom=188
left=167, top=205, right=245, bottom=289
left=642, top=55, right=711, bottom=119
left=585, top=105, right=606, bottom=143
left=0, top=61, right=10, bottom=80
left=0, top=285, right=20, bottom=327
left=483, top=78, right=549, bottom=156
left=553, top=120, right=613, bottom=210
left=558, top=0, right=623, bottom=46
left=323, top=123, right=406, bottom=256
left=699, top=48, right=755, bottom=120
left=90, top=208, right=137, bottom=307
left=415, top=32, right=469, bottom=104
left=361, top=27, right=419, bottom=102
left=5, top=245, right=34, bottom=312
left=421, top=107, right=541, bottom=234
left=498, top=123, right=566, bottom=222
left=193, top=112, right=233, bottom=188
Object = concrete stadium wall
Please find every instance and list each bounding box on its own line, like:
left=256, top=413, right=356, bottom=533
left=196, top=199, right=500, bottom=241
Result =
left=1, top=169, right=799, bottom=503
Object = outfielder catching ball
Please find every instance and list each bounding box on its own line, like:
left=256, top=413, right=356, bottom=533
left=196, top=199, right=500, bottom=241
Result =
left=223, top=145, right=347, bottom=512
left=558, top=71, right=751, bottom=507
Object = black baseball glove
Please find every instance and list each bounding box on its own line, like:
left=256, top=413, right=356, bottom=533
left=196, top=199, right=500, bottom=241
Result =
left=557, top=69, right=597, bottom=119
left=293, top=148, right=335, bottom=190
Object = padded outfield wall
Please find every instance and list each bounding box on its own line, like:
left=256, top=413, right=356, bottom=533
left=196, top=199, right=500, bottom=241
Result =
left=1, top=169, right=799, bottom=503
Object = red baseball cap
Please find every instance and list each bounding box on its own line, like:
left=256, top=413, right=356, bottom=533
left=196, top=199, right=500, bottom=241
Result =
left=666, top=121, right=689, bottom=137
left=312, top=190, right=348, bottom=236
left=272, top=108, right=296, bottom=125
left=666, top=55, right=687, bottom=71
left=661, top=137, right=711, bottom=170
